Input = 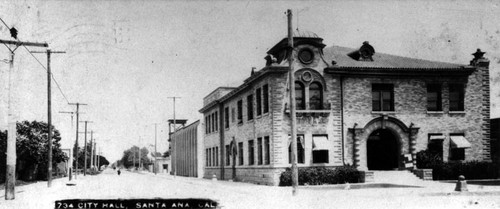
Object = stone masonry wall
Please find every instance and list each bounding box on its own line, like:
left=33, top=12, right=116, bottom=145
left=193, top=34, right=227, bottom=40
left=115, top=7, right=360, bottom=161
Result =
left=342, top=68, right=489, bottom=168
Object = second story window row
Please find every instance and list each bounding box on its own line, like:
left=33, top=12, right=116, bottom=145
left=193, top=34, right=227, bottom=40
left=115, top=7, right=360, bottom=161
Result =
left=371, top=83, right=466, bottom=113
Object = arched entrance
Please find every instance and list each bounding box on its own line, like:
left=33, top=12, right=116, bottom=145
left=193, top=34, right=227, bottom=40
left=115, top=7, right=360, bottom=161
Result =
left=367, top=129, right=399, bottom=170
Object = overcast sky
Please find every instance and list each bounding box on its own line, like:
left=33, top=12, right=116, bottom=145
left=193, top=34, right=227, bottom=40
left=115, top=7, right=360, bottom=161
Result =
left=0, top=0, right=499, bottom=162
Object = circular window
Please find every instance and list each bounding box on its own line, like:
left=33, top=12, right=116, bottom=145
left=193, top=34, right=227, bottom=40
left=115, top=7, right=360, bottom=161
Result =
left=298, top=49, right=314, bottom=64
left=302, top=71, right=312, bottom=82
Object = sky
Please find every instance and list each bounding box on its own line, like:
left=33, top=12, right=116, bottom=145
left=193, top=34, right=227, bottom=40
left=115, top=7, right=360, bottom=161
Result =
left=0, top=0, right=499, bottom=162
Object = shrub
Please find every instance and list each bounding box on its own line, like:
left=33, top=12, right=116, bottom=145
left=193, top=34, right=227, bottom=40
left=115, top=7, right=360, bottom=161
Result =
left=432, top=161, right=499, bottom=180
left=279, top=166, right=361, bottom=186
left=416, top=150, right=442, bottom=169
left=417, top=150, right=499, bottom=180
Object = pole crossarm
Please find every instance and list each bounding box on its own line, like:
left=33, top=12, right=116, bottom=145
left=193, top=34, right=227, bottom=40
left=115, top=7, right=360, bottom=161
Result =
left=0, top=39, right=48, bottom=47
left=30, top=50, right=65, bottom=54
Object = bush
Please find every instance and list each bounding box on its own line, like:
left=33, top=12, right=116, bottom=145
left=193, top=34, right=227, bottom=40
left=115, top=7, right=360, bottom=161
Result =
left=279, top=166, right=361, bottom=186
left=432, top=161, right=499, bottom=180
left=417, top=150, right=499, bottom=180
left=416, top=150, right=442, bottom=169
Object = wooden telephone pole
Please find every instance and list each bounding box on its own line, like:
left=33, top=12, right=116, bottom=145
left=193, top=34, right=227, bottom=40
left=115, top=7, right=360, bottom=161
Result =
left=286, top=9, right=299, bottom=196
left=68, top=103, right=87, bottom=179
left=78, top=121, right=93, bottom=176
left=31, top=49, right=65, bottom=187
left=0, top=39, right=48, bottom=200
left=168, top=97, right=181, bottom=177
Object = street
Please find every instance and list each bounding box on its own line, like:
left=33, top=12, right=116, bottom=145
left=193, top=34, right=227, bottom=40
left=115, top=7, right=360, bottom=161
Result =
left=1, top=169, right=500, bottom=209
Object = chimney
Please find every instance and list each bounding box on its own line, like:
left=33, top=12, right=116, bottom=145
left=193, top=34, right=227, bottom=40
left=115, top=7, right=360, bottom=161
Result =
left=470, top=48, right=489, bottom=68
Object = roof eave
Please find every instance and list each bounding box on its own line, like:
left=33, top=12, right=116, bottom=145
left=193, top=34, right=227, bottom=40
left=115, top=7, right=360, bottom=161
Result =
left=324, top=66, right=476, bottom=76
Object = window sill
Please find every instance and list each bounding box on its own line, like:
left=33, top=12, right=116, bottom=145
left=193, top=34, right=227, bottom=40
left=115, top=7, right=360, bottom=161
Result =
left=449, top=111, right=465, bottom=114
left=371, top=111, right=396, bottom=114
left=427, top=111, right=444, bottom=114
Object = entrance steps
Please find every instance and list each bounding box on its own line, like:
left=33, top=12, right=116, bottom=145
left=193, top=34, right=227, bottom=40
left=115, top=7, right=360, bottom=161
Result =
left=368, top=170, right=426, bottom=185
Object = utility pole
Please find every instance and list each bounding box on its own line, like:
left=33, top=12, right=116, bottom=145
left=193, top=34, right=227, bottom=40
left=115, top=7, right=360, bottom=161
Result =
left=154, top=123, right=158, bottom=175
left=168, top=97, right=181, bottom=177
left=138, top=137, right=142, bottom=171
left=133, top=146, right=136, bottom=170
left=90, top=131, right=94, bottom=172
left=98, top=148, right=101, bottom=170
left=79, top=121, right=92, bottom=176
left=0, top=38, right=48, bottom=200
left=59, top=110, right=82, bottom=181
left=31, top=49, right=65, bottom=188
left=287, top=9, right=298, bottom=196
left=93, top=139, right=97, bottom=171
left=68, top=103, right=87, bottom=179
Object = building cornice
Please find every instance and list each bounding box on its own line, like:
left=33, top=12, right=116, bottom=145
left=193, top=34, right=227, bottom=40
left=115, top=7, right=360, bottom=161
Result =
left=324, top=66, right=476, bottom=76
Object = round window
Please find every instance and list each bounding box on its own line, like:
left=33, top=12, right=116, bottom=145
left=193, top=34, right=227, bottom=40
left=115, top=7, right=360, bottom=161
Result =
left=302, top=71, right=312, bottom=82
left=298, top=49, right=314, bottom=64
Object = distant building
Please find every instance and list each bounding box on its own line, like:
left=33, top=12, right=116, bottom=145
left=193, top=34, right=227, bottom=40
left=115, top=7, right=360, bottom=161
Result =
left=151, top=157, right=170, bottom=174
left=200, top=31, right=492, bottom=185
left=491, top=118, right=499, bottom=164
left=170, top=120, right=204, bottom=178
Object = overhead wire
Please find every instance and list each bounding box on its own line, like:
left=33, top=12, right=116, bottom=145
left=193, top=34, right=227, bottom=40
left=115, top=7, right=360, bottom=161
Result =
left=0, top=16, right=71, bottom=104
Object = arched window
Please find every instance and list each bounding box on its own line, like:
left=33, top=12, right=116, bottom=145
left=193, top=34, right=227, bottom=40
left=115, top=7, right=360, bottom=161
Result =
left=309, top=82, right=323, bottom=110
left=295, top=81, right=305, bottom=110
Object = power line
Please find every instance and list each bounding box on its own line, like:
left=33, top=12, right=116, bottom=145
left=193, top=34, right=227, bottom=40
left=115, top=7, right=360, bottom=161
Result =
left=23, top=46, right=70, bottom=104
left=0, top=16, right=71, bottom=104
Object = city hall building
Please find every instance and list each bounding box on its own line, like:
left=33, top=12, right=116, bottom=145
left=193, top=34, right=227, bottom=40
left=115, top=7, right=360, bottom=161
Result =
left=199, top=31, right=491, bottom=185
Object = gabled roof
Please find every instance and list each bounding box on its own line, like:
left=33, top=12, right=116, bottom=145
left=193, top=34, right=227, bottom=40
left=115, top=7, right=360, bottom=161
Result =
left=323, top=45, right=465, bottom=69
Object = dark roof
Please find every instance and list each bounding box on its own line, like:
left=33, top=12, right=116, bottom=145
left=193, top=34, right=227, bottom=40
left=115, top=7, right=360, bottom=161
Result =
left=324, top=45, right=465, bottom=69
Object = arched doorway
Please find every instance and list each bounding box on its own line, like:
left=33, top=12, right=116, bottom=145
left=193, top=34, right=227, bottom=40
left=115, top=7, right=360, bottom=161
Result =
left=367, top=129, right=399, bottom=170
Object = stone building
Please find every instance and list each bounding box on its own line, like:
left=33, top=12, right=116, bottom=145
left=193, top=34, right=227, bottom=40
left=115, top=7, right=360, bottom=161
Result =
left=491, top=118, right=499, bottom=164
left=199, top=31, right=491, bottom=185
left=170, top=120, right=204, bottom=178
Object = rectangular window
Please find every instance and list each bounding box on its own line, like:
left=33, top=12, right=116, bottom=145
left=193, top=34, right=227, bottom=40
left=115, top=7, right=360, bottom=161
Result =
left=288, top=135, right=305, bottom=164
left=427, top=84, right=442, bottom=111
left=264, top=136, right=270, bottom=165
left=238, top=142, right=244, bottom=165
left=256, top=88, right=262, bottom=116
left=231, top=107, right=236, bottom=123
left=263, top=84, right=269, bottom=113
left=214, top=112, right=218, bottom=132
left=247, top=94, right=254, bottom=121
left=428, top=134, right=444, bottom=160
left=248, top=140, right=255, bottom=165
left=208, top=148, right=211, bottom=167
left=237, top=100, right=243, bottom=124
left=205, top=116, right=208, bottom=134
left=212, top=147, right=216, bottom=167
left=257, top=137, right=263, bottom=165
left=372, top=84, right=394, bottom=111
left=224, top=107, right=229, bottom=129
left=207, top=115, right=211, bottom=134
left=450, top=133, right=466, bottom=161
left=449, top=84, right=465, bottom=111
left=312, top=135, right=329, bottom=163
left=215, top=147, right=219, bottom=166
left=225, top=145, right=230, bottom=166
left=205, top=149, right=209, bottom=166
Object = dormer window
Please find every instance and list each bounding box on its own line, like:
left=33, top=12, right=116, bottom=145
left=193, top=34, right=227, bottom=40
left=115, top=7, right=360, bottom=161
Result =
left=348, top=41, right=375, bottom=61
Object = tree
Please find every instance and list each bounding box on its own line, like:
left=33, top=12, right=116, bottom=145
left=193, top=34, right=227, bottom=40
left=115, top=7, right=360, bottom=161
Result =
left=162, top=150, right=170, bottom=158
left=151, top=151, right=162, bottom=158
left=119, top=146, right=151, bottom=169
left=0, top=130, right=7, bottom=182
left=0, top=121, right=69, bottom=182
